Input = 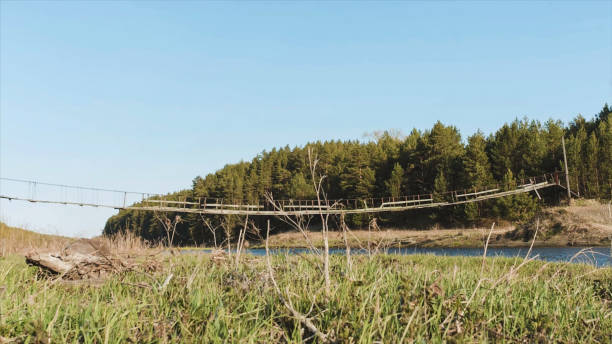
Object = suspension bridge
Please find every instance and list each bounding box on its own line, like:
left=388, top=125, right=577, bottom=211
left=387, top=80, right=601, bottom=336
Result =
left=0, top=172, right=572, bottom=216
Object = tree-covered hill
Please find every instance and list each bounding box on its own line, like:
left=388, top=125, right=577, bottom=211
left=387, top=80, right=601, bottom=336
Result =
left=104, top=105, right=611, bottom=245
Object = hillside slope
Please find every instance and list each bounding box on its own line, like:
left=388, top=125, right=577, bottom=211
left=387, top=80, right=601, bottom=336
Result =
left=509, top=200, right=612, bottom=246
left=0, top=222, right=69, bottom=256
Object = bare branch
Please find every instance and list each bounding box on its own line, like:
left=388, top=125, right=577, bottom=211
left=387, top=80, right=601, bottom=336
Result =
left=265, top=191, right=321, bottom=257
left=307, top=148, right=332, bottom=295
left=200, top=214, right=221, bottom=249
left=153, top=211, right=181, bottom=248
left=265, top=220, right=329, bottom=343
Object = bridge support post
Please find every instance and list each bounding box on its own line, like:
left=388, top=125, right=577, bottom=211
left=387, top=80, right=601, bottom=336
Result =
left=561, top=136, right=571, bottom=202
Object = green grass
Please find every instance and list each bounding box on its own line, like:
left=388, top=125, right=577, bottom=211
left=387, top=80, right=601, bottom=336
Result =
left=0, top=253, right=610, bottom=343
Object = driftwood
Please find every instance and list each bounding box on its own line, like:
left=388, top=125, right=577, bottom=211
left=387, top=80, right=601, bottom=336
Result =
left=25, top=239, right=157, bottom=280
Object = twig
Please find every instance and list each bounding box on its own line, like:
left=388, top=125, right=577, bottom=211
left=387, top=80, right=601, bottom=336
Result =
left=340, top=213, right=352, bottom=279
left=481, top=222, right=495, bottom=276
left=308, top=148, right=332, bottom=296
left=160, top=273, right=173, bottom=291
left=265, top=220, right=329, bottom=343
left=465, top=222, right=495, bottom=309
left=265, top=192, right=321, bottom=257
left=479, top=222, right=542, bottom=304
left=235, top=215, right=249, bottom=268
left=201, top=215, right=220, bottom=249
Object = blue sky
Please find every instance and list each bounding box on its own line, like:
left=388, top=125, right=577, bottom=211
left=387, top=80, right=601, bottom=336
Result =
left=1, top=1, right=610, bottom=237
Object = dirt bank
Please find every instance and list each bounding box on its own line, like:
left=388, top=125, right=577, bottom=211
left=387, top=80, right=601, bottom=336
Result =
left=508, top=199, right=611, bottom=247
left=260, top=200, right=612, bottom=248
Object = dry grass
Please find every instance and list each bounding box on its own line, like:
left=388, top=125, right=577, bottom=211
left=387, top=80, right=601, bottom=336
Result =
left=494, top=200, right=612, bottom=247
left=0, top=222, right=69, bottom=257
left=0, top=222, right=156, bottom=258
left=262, top=227, right=514, bottom=249
left=101, top=230, right=159, bottom=256
left=569, top=199, right=612, bottom=226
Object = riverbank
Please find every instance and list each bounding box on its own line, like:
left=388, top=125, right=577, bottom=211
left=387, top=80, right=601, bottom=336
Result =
left=259, top=201, right=612, bottom=249
left=259, top=227, right=516, bottom=249
left=259, top=226, right=611, bottom=249
left=1, top=252, right=610, bottom=342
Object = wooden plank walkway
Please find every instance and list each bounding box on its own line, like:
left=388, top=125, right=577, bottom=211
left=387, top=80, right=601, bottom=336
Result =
left=0, top=178, right=559, bottom=216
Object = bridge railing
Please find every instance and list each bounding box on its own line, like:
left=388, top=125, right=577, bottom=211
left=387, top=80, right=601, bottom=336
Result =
left=0, top=177, right=161, bottom=209
left=1, top=171, right=567, bottom=214
left=129, top=171, right=566, bottom=213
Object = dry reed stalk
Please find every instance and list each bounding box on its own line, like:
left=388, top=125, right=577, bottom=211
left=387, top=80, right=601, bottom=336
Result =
left=234, top=215, right=249, bottom=268
left=465, top=223, right=495, bottom=309
left=264, top=220, right=329, bottom=343
left=478, top=220, right=541, bottom=304
left=307, top=148, right=332, bottom=296
left=340, top=213, right=352, bottom=278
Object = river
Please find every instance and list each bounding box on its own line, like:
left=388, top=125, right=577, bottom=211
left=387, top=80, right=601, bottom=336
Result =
left=187, top=246, right=612, bottom=267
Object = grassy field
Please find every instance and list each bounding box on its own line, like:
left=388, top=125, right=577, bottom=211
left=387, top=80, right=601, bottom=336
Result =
left=1, top=252, right=610, bottom=343
left=1, top=202, right=610, bottom=343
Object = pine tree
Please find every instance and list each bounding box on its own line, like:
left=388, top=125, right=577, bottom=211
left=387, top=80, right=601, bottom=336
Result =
left=494, top=169, right=538, bottom=222
left=288, top=173, right=314, bottom=199
left=433, top=171, right=448, bottom=202
left=464, top=202, right=479, bottom=225
left=543, top=120, right=564, bottom=173
left=423, top=122, right=465, bottom=190
left=463, top=131, right=494, bottom=189
left=596, top=103, right=611, bottom=125
left=566, top=127, right=587, bottom=196
left=461, top=131, right=494, bottom=224
left=597, top=113, right=612, bottom=199
left=341, top=147, right=376, bottom=199
left=584, top=132, right=600, bottom=197
left=488, top=123, right=517, bottom=180
left=385, top=163, right=405, bottom=197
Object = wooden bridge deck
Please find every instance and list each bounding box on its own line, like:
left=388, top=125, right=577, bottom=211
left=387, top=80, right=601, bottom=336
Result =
left=0, top=177, right=560, bottom=216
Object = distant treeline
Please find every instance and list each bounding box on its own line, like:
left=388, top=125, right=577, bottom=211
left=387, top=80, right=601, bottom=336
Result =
left=104, top=105, right=611, bottom=245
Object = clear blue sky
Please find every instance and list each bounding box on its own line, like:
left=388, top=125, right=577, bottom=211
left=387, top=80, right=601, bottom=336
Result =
left=1, top=1, right=610, bottom=237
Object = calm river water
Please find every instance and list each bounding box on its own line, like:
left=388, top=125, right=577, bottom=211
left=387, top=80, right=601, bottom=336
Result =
left=189, top=246, right=612, bottom=267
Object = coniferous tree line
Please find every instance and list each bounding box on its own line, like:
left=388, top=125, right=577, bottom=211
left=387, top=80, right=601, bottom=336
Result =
left=104, top=105, right=611, bottom=245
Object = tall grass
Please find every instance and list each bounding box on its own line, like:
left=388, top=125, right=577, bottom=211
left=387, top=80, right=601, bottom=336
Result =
left=102, top=230, right=158, bottom=256
left=0, top=222, right=156, bottom=258
left=0, top=222, right=68, bottom=256
left=569, top=199, right=612, bottom=225
left=1, top=253, right=610, bottom=342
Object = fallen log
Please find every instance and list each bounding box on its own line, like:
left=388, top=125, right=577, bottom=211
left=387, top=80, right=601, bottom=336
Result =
left=25, top=239, right=156, bottom=280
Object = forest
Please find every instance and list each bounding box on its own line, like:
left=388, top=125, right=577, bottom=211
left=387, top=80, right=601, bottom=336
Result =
left=104, top=105, right=612, bottom=245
